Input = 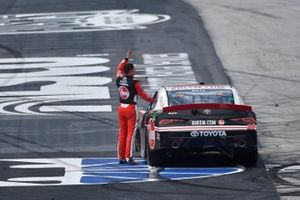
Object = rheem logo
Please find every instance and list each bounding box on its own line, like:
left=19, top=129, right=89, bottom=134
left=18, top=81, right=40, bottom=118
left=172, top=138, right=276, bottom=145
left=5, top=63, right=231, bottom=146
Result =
left=119, top=86, right=130, bottom=100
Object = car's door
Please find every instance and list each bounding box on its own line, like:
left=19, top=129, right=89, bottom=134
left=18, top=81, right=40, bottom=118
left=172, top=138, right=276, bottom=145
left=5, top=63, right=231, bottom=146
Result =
left=138, top=91, right=158, bottom=158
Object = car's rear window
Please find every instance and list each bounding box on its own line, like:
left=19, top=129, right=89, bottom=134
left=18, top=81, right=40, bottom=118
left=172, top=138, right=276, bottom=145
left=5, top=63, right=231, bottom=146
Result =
left=168, top=89, right=234, bottom=105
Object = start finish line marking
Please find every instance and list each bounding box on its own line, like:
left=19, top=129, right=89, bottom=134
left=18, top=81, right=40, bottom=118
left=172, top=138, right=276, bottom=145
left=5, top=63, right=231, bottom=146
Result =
left=0, top=158, right=244, bottom=187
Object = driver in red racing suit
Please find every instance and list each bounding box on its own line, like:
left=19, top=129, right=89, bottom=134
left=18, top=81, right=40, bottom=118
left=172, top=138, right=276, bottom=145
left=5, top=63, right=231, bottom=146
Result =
left=116, top=50, right=154, bottom=165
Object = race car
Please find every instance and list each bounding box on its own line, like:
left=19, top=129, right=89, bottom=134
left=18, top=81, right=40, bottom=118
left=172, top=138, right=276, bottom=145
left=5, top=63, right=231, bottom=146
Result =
left=135, top=84, right=258, bottom=166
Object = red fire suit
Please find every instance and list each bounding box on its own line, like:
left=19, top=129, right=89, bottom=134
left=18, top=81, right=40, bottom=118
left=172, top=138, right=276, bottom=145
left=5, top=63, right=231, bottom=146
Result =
left=116, top=58, right=154, bottom=160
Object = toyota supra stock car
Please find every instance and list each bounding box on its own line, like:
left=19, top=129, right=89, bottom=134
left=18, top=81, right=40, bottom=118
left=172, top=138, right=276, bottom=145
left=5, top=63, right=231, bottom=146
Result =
left=135, top=84, right=258, bottom=166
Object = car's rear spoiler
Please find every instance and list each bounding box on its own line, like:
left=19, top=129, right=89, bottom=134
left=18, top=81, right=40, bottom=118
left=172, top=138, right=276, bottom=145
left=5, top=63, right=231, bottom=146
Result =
left=162, top=103, right=252, bottom=112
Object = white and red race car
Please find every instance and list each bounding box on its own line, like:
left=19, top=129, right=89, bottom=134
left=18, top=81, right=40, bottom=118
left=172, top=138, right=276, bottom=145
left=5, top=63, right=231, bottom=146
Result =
left=135, top=84, right=258, bottom=166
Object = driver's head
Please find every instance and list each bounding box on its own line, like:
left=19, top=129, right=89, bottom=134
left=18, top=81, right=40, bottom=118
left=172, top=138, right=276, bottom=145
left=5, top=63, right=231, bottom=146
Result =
left=124, top=63, right=135, bottom=76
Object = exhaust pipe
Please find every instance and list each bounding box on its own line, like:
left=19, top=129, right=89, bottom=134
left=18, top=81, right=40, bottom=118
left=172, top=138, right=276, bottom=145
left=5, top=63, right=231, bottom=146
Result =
left=238, top=140, right=247, bottom=148
left=171, top=141, right=180, bottom=149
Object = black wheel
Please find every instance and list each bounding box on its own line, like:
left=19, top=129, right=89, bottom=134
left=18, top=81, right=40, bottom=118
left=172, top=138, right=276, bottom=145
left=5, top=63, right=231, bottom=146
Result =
left=146, top=143, right=154, bottom=166
left=146, top=144, right=165, bottom=167
left=146, top=143, right=157, bottom=166
left=234, top=147, right=258, bottom=166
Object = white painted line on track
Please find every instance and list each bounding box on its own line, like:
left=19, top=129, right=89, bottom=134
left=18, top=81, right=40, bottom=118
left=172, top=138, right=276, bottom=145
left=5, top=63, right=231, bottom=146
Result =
left=0, top=10, right=170, bottom=35
left=0, top=158, right=244, bottom=187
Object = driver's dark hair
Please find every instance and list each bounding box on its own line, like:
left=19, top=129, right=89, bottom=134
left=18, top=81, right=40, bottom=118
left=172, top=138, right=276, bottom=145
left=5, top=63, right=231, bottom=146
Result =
left=124, top=63, right=134, bottom=74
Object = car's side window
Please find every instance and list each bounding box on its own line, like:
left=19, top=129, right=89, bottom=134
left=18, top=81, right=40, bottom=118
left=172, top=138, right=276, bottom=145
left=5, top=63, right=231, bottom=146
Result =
left=153, top=88, right=168, bottom=111
left=232, top=87, right=243, bottom=104
left=148, top=92, right=158, bottom=111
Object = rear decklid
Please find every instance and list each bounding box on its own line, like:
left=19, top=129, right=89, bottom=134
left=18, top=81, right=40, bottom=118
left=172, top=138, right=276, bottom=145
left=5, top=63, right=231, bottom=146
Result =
left=156, top=103, right=256, bottom=131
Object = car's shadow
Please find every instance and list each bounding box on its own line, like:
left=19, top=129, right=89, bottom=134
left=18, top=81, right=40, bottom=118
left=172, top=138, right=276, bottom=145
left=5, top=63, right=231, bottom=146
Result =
left=146, top=154, right=248, bottom=180
left=153, top=154, right=242, bottom=168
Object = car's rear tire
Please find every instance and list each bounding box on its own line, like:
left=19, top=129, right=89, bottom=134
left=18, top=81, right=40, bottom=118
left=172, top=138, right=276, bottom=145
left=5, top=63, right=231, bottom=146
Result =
left=146, top=144, right=164, bottom=167
left=234, top=147, right=258, bottom=166
left=146, top=143, right=154, bottom=166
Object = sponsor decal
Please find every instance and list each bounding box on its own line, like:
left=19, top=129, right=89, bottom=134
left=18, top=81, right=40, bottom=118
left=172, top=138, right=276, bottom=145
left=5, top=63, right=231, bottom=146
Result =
left=0, top=10, right=170, bottom=35
left=151, top=111, right=160, bottom=120
left=119, top=77, right=128, bottom=86
left=119, top=86, right=130, bottom=100
left=190, top=131, right=200, bottom=137
left=191, top=120, right=217, bottom=126
left=199, top=130, right=227, bottom=137
left=218, top=120, right=225, bottom=126
left=156, top=132, right=160, bottom=141
left=0, top=158, right=244, bottom=187
left=190, top=130, right=227, bottom=137
left=169, top=85, right=227, bottom=90
left=203, top=109, right=212, bottom=115
left=168, top=112, right=178, bottom=115
left=155, top=125, right=250, bottom=132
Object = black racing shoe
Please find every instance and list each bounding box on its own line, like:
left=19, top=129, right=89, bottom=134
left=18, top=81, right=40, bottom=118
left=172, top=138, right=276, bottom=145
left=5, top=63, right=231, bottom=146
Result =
left=126, top=158, right=138, bottom=165
left=119, top=159, right=127, bottom=164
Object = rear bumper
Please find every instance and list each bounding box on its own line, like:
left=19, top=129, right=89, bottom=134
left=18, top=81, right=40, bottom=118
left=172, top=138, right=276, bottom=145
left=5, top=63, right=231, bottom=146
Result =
left=155, top=130, right=257, bottom=151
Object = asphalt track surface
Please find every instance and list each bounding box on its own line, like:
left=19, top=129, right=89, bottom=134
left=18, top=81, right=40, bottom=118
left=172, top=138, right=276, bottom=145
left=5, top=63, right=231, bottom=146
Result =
left=0, top=0, right=279, bottom=199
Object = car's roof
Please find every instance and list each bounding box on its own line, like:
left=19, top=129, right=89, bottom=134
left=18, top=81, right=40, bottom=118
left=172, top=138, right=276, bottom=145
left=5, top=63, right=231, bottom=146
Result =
left=165, top=84, right=233, bottom=92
